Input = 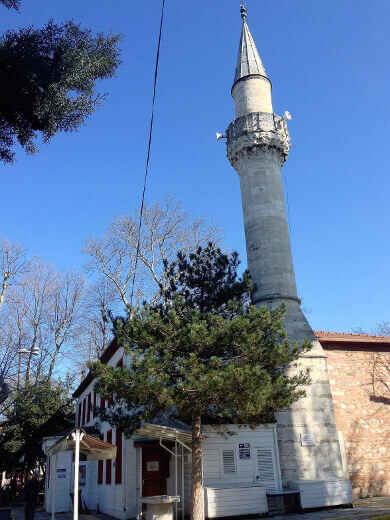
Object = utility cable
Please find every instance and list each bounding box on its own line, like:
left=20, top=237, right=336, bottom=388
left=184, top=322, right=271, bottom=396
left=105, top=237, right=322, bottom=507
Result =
left=129, top=0, right=165, bottom=309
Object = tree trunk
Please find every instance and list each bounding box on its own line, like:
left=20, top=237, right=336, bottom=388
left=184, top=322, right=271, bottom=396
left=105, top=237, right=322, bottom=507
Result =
left=191, top=415, right=204, bottom=520
left=17, top=352, right=21, bottom=390
left=48, top=343, right=61, bottom=381
left=0, top=274, right=9, bottom=313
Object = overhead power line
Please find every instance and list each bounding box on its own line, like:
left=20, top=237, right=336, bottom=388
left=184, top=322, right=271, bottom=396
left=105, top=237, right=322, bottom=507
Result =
left=129, top=0, right=166, bottom=309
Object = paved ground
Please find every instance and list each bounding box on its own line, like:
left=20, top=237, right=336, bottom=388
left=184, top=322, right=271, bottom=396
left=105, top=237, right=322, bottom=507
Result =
left=9, top=496, right=390, bottom=520
left=269, top=497, right=390, bottom=519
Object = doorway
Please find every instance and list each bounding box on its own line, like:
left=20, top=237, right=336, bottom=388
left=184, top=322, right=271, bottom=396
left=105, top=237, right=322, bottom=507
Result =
left=142, top=446, right=170, bottom=498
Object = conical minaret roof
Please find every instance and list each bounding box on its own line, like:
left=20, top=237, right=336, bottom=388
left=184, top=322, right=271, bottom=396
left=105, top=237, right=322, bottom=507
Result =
left=234, top=4, right=267, bottom=85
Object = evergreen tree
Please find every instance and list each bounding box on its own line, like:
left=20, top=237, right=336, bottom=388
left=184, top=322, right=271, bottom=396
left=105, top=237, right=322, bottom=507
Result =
left=0, top=380, right=74, bottom=472
left=91, top=244, right=311, bottom=520
left=0, top=5, right=121, bottom=163
left=0, top=0, right=20, bottom=9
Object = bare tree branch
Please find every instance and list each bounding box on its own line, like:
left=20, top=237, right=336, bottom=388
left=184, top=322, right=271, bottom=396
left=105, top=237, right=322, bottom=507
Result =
left=0, top=235, right=27, bottom=313
left=83, top=197, right=222, bottom=312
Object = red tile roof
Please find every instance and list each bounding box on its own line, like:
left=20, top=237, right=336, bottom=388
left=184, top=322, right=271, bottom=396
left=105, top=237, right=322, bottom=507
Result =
left=315, top=330, right=390, bottom=344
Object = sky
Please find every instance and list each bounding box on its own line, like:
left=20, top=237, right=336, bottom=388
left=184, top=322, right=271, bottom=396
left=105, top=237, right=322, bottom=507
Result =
left=1, top=0, right=389, bottom=334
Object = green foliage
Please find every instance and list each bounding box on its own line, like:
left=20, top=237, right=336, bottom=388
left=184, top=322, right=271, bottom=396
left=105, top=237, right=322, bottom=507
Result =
left=0, top=20, right=121, bottom=163
left=0, top=0, right=20, bottom=10
left=91, top=244, right=311, bottom=437
left=162, top=243, right=252, bottom=313
left=0, top=380, right=74, bottom=471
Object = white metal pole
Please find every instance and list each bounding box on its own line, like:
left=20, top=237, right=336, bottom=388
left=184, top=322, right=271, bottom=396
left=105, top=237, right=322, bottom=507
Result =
left=181, top=444, right=184, bottom=520
left=174, top=441, right=178, bottom=520
left=51, top=453, right=58, bottom=520
left=73, top=429, right=80, bottom=520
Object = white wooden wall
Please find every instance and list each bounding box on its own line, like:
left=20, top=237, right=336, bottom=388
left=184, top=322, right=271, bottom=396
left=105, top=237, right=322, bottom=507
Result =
left=44, top=450, right=73, bottom=513
left=184, top=425, right=280, bottom=516
left=202, top=425, right=281, bottom=490
left=204, top=486, right=268, bottom=518
left=289, top=478, right=353, bottom=509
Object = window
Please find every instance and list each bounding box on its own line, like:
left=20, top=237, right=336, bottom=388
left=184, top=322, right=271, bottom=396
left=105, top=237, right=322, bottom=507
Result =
left=82, top=398, right=86, bottom=426
left=116, top=357, right=123, bottom=368
left=221, top=448, right=237, bottom=476
left=93, top=392, right=97, bottom=418
left=115, top=429, right=122, bottom=484
left=87, top=393, right=92, bottom=423
left=100, top=385, right=105, bottom=411
left=78, top=403, right=82, bottom=427
left=98, top=434, right=104, bottom=485
left=47, top=457, right=51, bottom=489
left=256, top=448, right=277, bottom=490
left=106, top=430, right=112, bottom=484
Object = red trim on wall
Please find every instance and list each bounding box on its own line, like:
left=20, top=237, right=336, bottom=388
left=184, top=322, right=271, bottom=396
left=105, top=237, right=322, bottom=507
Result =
left=82, top=398, right=86, bottom=426
left=106, top=430, right=112, bottom=484
left=97, top=434, right=104, bottom=485
left=93, top=392, right=97, bottom=418
left=87, top=393, right=92, bottom=423
left=115, top=429, right=122, bottom=484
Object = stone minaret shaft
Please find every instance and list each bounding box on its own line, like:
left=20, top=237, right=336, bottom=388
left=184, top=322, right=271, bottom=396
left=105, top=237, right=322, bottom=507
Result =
left=227, top=10, right=314, bottom=343
left=225, top=6, right=347, bottom=483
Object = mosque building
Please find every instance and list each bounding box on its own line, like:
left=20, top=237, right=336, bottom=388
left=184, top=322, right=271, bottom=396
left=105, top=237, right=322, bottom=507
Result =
left=42, top=6, right=389, bottom=519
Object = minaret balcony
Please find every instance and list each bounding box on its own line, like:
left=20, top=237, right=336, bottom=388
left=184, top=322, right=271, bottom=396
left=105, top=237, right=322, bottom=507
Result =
left=226, top=112, right=290, bottom=168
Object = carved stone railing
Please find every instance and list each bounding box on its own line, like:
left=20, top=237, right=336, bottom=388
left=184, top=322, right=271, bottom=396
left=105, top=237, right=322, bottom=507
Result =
left=226, top=112, right=291, bottom=168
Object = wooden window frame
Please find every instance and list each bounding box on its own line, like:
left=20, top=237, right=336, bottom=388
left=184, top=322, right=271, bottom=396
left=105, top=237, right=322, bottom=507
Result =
left=106, top=430, right=112, bottom=484
left=97, top=434, right=104, bottom=484
left=87, top=393, right=92, bottom=423
left=82, top=398, right=86, bottom=426
left=93, top=392, right=97, bottom=418
left=115, top=429, right=122, bottom=484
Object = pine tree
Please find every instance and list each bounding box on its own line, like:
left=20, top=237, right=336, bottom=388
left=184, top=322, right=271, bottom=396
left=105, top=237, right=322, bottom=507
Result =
left=0, top=7, right=121, bottom=163
left=91, top=244, right=311, bottom=520
left=0, top=380, right=74, bottom=472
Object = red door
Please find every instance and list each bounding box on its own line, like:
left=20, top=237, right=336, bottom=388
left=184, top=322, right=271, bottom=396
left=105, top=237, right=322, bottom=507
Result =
left=142, top=447, right=170, bottom=498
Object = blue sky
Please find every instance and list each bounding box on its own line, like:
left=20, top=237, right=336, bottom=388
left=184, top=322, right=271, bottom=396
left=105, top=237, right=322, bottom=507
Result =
left=1, top=0, right=389, bottom=333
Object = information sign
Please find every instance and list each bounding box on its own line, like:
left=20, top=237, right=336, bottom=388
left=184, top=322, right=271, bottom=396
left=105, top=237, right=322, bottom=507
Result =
left=238, top=443, right=251, bottom=459
left=300, top=433, right=316, bottom=446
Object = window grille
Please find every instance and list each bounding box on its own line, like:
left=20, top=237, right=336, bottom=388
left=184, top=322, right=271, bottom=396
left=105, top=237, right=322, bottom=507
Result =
left=222, top=448, right=237, bottom=475
left=256, top=448, right=276, bottom=489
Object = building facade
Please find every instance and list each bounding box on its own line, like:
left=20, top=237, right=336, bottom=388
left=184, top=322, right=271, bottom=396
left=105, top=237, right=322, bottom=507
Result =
left=317, top=331, right=390, bottom=498
left=41, top=6, right=390, bottom=519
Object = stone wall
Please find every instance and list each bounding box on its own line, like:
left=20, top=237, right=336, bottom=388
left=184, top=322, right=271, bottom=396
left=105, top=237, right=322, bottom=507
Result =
left=322, top=341, right=390, bottom=498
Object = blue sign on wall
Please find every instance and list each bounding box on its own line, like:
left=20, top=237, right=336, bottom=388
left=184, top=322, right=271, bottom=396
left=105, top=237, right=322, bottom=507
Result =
left=239, top=443, right=251, bottom=459
left=57, top=469, right=66, bottom=478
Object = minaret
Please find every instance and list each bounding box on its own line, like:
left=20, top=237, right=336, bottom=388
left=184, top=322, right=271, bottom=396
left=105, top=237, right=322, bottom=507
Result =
left=225, top=5, right=347, bottom=483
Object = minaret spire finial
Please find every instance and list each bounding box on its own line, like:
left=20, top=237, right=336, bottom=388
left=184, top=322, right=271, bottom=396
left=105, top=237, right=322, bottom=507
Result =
left=240, top=2, right=247, bottom=21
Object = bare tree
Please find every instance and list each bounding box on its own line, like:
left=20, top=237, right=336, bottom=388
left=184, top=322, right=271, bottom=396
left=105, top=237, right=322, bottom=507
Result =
left=0, top=235, right=27, bottom=313
left=10, top=258, right=56, bottom=385
left=374, top=321, right=390, bottom=336
left=46, top=270, right=87, bottom=380
left=87, top=279, right=115, bottom=356
left=83, top=197, right=222, bottom=311
left=0, top=313, right=19, bottom=403
left=2, top=259, right=89, bottom=387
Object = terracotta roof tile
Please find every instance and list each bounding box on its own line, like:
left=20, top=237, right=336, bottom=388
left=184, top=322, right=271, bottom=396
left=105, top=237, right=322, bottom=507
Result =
left=315, top=330, right=390, bottom=344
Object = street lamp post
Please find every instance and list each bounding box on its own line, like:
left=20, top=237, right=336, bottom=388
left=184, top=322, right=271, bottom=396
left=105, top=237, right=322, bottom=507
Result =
left=17, top=345, right=40, bottom=388
left=18, top=346, right=40, bottom=356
